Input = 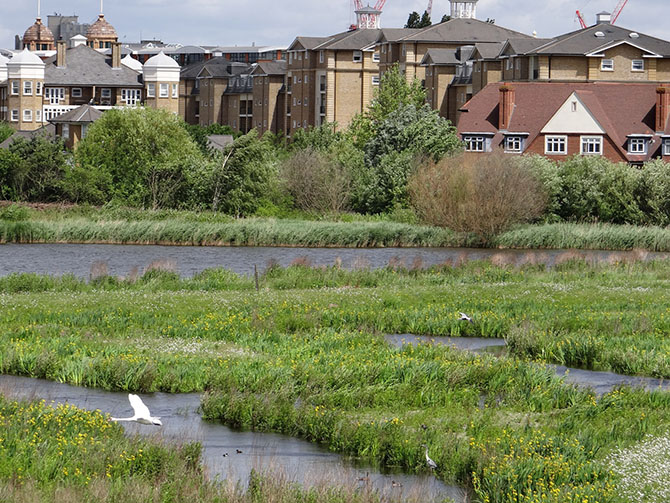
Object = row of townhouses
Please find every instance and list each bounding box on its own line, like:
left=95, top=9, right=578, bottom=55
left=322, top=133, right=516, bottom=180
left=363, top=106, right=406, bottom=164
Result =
left=2, top=0, right=670, bottom=163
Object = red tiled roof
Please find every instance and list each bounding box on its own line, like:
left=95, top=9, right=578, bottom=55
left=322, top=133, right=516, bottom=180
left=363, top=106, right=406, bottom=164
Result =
left=458, top=82, right=664, bottom=161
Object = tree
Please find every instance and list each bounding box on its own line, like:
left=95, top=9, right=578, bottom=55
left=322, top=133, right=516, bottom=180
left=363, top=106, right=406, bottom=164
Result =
left=441, top=14, right=451, bottom=22
left=405, top=11, right=421, bottom=28
left=419, top=11, right=432, bottom=27
left=0, top=122, right=13, bottom=144
left=74, top=107, right=203, bottom=208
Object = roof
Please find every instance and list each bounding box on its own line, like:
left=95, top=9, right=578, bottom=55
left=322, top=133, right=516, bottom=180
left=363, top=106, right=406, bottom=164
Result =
left=458, top=82, right=668, bottom=162
left=376, top=28, right=422, bottom=43
left=23, top=18, right=54, bottom=43
left=181, top=57, right=250, bottom=79
left=501, top=37, right=553, bottom=56
left=121, top=54, right=143, bottom=72
left=224, top=74, right=253, bottom=94
left=252, top=60, right=287, bottom=76
left=7, top=48, right=44, bottom=66
left=86, top=14, right=117, bottom=40
left=526, top=23, right=670, bottom=57
left=397, top=18, right=532, bottom=44
left=472, top=42, right=505, bottom=60
left=289, top=36, right=332, bottom=51
left=48, top=104, right=103, bottom=124
left=43, top=45, right=141, bottom=87
left=421, top=46, right=474, bottom=66
left=144, top=51, right=179, bottom=68
left=0, top=124, right=56, bottom=149
left=207, top=135, right=234, bottom=151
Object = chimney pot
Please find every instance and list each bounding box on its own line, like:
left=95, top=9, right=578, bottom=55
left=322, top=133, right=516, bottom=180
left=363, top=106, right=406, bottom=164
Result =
left=56, top=39, right=66, bottom=67
left=656, top=85, right=670, bottom=132
left=499, top=84, right=515, bottom=130
left=111, top=42, right=121, bottom=68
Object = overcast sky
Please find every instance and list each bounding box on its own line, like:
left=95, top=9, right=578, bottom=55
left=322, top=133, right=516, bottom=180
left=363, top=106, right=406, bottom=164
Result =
left=2, top=0, right=668, bottom=50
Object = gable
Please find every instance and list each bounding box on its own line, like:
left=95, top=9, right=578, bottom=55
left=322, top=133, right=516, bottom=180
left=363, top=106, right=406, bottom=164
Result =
left=541, top=92, right=605, bottom=134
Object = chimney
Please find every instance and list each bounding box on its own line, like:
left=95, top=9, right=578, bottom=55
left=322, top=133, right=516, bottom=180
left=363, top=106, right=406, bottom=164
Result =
left=499, top=84, right=515, bottom=130
left=656, top=86, right=670, bottom=132
left=56, top=39, right=66, bottom=67
left=596, top=11, right=612, bottom=24
left=112, top=42, right=121, bottom=69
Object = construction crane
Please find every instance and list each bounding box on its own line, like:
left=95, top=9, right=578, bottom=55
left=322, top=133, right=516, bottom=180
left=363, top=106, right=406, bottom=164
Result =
left=576, top=9, right=587, bottom=29
left=350, top=0, right=387, bottom=29
left=427, top=0, right=433, bottom=16
left=576, top=0, right=629, bottom=29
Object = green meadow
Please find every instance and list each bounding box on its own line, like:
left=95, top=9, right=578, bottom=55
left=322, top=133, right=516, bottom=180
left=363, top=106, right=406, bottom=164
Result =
left=2, top=261, right=670, bottom=502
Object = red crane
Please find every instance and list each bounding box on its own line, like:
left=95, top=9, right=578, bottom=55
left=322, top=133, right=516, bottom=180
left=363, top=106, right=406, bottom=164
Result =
left=427, top=0, right=433, bottom=16
left=576, top=0, right=629, bottom=28
left=576, top=9, right=587, bottom=29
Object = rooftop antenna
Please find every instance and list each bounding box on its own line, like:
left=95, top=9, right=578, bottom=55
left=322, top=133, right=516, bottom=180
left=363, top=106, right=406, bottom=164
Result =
left=37, top=0, right=41, bottom=18
left=100, top=0, right=104, bottom=15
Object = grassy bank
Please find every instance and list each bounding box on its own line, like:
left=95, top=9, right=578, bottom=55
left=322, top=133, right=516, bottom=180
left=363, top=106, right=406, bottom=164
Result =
left=2, top=262, right=670, bottom=501
left=4, top=203, right=670, bottom=250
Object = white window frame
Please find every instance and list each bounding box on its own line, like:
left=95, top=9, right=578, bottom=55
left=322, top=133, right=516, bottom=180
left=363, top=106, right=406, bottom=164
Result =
left=372, top=76, right=380, bottom=86
left=353, top=51, right=363, bottom=63
left=601, top=59, right=614, bottom=71
left=545, top=135, right=568, bottom=155
left=664, top=139, right=670, bottom=156
left=62, top=123, right=69, bottom=139
left=11, top=81, right=19, bottom=95
left=632, top=59, right=644, bottom=72
left=147, top=83, right=156, bottom=98
left=35, top=109, right=42, bottom=123
left=23, top=109, right=32, bottom=122
left=373, top=52, right=380, bottom=63
left=580, top=136, right=603, bottom=155
left=121, top=89, right=141, bottom=106
left=304, top=97, right=308, bottom=106
left=464, top=135, right=487, bottom=152
left=504, top=135, right=523, bottom=153
left=628, top=137, right=648, bottom=154
left=319, top=51, right=324, bottom=63
left=11, top=109, right=18, bottom=122
left=160, top=83, right=169, bottom=98
left=35, top=82, right=42, bottom=96
left=71, top=88, right=82, bottom=98
left=45, top=87, right=65, bottom=104
left=101, top=88, right=112, bottom=99
left=23, top=81, right=33, bottom=96
left=289, top=52, right=293, bottom=64
left=506, top=58, right=513, bottom=71
left=172, top=84, right=178, bottom=97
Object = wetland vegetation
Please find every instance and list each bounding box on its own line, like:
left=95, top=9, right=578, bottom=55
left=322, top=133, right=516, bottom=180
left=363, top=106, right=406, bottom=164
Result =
left=1, top=260, right=670, bottom=501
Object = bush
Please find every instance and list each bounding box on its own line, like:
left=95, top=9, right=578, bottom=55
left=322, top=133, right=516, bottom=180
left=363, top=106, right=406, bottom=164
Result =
left=638, top=159, right=670, bottom=226
left=409, top=152, right=546, bottom=239
left=281, top=147, right=351, bottom=213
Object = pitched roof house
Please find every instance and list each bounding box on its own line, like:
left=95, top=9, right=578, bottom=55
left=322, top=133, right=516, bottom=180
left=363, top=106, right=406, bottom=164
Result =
left=457, top=81, right=670, bottom=163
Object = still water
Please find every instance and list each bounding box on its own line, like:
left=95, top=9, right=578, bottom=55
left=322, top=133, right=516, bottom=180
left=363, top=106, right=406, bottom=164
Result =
left=0, top=243, right=667, bottom=278
left=0, top=374, right=466, bottom=503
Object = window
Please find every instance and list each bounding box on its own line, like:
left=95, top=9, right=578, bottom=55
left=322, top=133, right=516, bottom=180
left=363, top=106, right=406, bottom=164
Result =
left=353, top=51, right=363, bottom=62
left=293, top=98, right=296, bottom=106
left=195, top=80, right=200, bottom=89
left=209, top=99, right=213, bottom=107
left=581, top=136, right=603, bottom=155
left=464, top=135, right=486, bottom=152
left=304, top=75, right=308, bottom=84
left=172, top=84, right=178, bottom=97
left=292, top=120, right=296, bottom=128
left=506, top=58, right=513, bottom=71
left=320, top=51, right=324, bottom=63
left=304, top=97, right=308, bottom=106
left=293, top=76, right=297, bottom=84
left=45, top=88, right=65, bottom=104
left=632, top=59, right=644, bottom=72
left=101, top=88, right=111, bottom=99
left=11, top=110, right=18, bottom=122
left=382, top=44, right=387, bottom=54
left=303, top=120, right=307, bottom=128
left=504, top=136, right=523, bottom=153
left=35, top=109, right=42, bottom=123
left=147, top=83, right=156, bottom=97
left=545, top=135, right=567, bottom=155
left=23, top=81, right=33, bottom=95
left=601, top=59, right=614, bottom=71
left=62, top=124, right=69, bottom=139
left=372, top=76, right=380, bottom=86
left=515, top=59, right=521, bottom=70
left=571, top=101, right=578, bottom=112
left=664, top=139, right=670, bottom=156
left=628, top=137, right=648, bottom=154
left=71, top=88, right=82, bottom=98
left=36, top=82, right=42, bottom=96
left=121, top=89, right=141, bottom=106
left=289, top=53, right=293, bottom=64
left=402, top=44, right=407, bottom=57
left=11, top=81, right=19, bottom=95
left=23, top=109, right=32, bottom=122
left=160, top=84, right=169, bottom=97
left=373, top=53, right=380, bottom=63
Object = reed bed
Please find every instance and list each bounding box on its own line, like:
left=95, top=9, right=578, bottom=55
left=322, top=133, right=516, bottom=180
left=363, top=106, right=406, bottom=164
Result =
left=2, top=261, right=670, bottom=501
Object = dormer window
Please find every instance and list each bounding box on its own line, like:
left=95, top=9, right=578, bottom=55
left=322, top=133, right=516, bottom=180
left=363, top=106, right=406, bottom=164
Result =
left=463, top=134, right=492, bottom=152
left=663, top=138, right=670, bottom=156
left=628, top=137, right=649, bottom=154
left=504, top=135, right=525, bottom=153
left=601, top=59, right=614, bottom=71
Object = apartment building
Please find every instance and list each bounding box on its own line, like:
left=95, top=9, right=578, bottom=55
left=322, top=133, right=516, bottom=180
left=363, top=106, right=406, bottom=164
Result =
left=251, top=60, right=287, bottom=135
left=422, top=45, right=474, bottom=123
left=285, top=28, right=381, bottom=135
left=222, top=73, right=254, bottom=134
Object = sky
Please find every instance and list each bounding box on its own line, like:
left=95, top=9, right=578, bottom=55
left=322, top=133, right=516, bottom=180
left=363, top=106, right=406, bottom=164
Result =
left=2, top=0, right=668, bottom=50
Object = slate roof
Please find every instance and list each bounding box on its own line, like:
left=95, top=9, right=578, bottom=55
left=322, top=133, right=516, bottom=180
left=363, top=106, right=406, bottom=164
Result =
left=43, top=45, right=142, bottom=87
left=289, top=29, right=380, bottom=52
left=458, top=82, right=669, bottom=162
left=252, top=60, right=287, bottom=76
left=289, top=36, right=332, bottom=51
left=501, top=38, right=553, bottom=56
left=224, top=74, right=253, bottom=94
left=473, top=42, right=505, bottom=60
left=48, top=104, right=102, bottom=124
left=421, top=46, right=474, bottom=66
left=376, top=28, right=422, bottom=43
left=399, top=18, right=532, bottom=43
left=525, top=23, right=670, bottom=57
left=181, top=57, right=251, bottom=79
left=0, top=124, right=56, bottom=149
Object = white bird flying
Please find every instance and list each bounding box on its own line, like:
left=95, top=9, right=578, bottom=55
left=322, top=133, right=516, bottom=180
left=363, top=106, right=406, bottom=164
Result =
left=458, top=312, right=473, bottom=323
left=423, top=445, right=437, bottom=470
left=111, top=393, right=162, bottom=426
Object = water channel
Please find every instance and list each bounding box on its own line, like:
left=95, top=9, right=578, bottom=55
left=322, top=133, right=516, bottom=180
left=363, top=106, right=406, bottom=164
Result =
left=0, top=243, right=668, bottom=278
left=386, top=335, right=670, bottom=396
left=0, top=374, right=465, bottom=503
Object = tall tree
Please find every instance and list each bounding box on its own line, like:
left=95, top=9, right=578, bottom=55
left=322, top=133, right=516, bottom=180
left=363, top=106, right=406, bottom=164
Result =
left=419, top=11, right=432, bottom=27
left=405, top=11, right=421, bottom=28
left=441, top=14, right=451, bottom=22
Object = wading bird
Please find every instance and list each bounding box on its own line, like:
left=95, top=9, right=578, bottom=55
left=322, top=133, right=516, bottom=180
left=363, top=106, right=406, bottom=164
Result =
left=458, top=312, right=473, bottom=323
left=111, top=394, right=162, bottom=426
left=423, top=445, right=437, bottom=470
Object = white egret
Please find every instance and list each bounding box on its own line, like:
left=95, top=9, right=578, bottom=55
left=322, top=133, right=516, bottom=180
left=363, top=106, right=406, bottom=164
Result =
left=423, top=445, right=437, bottom=469
left=458, top=312, right=473, bottom=323
left=111, top=393, right=162, bottom=426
